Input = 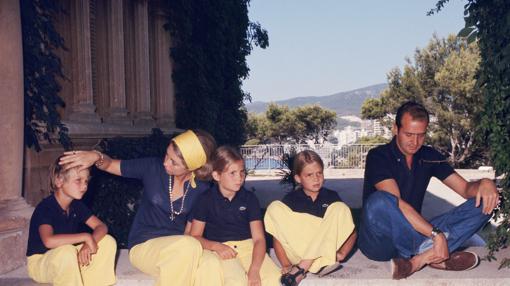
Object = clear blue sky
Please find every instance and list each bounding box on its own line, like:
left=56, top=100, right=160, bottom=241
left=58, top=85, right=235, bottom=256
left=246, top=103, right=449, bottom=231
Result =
left=243, top=0, right=466, bottom=102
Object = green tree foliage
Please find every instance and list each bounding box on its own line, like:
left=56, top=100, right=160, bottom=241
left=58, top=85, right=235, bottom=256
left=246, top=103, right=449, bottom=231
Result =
left=20, top=0, right=71, bottom=151
left=361, top=35, right=484, bottom=167
left=265, top=104, right=301, bottom=143
left=294, top=105, right=337, bottom=144
left=429, top=0, right=510, bottom=268
left=165, top=0, right=268, bottom=146
left=462, top=0, right=510, bottom=268
left=246, top=104, right=337, bottom=144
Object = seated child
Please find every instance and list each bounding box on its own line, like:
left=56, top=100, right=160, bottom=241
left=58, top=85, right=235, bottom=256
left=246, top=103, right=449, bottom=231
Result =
left=264, top=150, right=357, bottom=286
left=26, top=155, right=117, bottom=286
left=190, top=146, right=280, bottom=286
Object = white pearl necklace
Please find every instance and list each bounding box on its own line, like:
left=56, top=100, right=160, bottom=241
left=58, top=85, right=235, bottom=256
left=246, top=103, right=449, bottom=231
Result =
left=168, top=175, right=190, bottom=221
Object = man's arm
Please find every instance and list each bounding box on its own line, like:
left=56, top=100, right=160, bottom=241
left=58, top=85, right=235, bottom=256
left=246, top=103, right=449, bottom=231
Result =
left=375, top=179, right=449, bottom=263
left=375, top=179, right=436, bottom=237
left=442, top=172, right=498, bottom=215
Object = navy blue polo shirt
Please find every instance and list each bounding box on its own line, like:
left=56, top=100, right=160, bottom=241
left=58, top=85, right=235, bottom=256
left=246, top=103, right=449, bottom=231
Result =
left=282, top=187, right=343, bottom=218
left=121, top=157, right=210, bottom=249
left=363, top=137, right=454, bottom=213
left=193, top=185, right=262, bottom=242
left=27, top=195, right=92, bottom=256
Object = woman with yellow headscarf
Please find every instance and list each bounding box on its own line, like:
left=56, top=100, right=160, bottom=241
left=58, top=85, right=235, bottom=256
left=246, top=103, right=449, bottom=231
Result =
left=59, top=130, right=217, bottom=286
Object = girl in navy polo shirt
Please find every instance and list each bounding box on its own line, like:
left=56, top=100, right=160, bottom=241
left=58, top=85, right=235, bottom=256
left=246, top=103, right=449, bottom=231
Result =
left=59, top=130, right=216, bottom=286
left=264, top=150, right=357, bottom=286
left=26, top=156, right=116, bottom=286
left=190, top=146, right=280, bottom=286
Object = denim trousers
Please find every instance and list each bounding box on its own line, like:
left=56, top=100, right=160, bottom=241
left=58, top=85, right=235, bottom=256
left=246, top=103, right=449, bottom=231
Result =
left=358, top=191, right=490, bottom=261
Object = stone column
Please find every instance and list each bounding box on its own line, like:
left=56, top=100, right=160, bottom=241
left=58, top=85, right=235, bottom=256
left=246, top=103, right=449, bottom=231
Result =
left=0, top=0, right=24, bottom=201
left=150, top=6, right=175, bottom=128
left=0, top=0, right=33, bottom=274
left=68, top=0, right=100, bottom=123
left=104, top=0, right=129, bottom=124
left=133, top=0, right=154, bottom=126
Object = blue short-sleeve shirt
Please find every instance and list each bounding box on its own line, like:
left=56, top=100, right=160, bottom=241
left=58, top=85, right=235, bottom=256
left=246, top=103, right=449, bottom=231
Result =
left=27, top=195, right=93, bottom=256
left=282, top=187, right=343, bottom=218
left=193, top=184, right=262, bottom=242
left=121, top=157, right=210, bottom=248
left=363, top=137, right=455, bottom=213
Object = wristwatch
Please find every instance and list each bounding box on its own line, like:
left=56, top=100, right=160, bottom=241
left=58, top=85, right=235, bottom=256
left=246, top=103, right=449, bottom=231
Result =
left=430, top=226, right=443, bottom=239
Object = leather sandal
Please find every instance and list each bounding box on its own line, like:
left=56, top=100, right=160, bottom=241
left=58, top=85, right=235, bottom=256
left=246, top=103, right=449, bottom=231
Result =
left=280, top=265, right=307, bottom=286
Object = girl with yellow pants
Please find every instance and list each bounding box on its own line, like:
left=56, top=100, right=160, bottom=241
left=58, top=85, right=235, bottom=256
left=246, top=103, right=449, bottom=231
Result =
left=264, top=150, right=357, bottom=286
left=191, top=146, right=281, bottom=286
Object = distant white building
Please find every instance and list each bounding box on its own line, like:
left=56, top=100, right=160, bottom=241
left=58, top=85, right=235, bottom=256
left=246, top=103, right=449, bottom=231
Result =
left=332, top=118, right=391, bottom=146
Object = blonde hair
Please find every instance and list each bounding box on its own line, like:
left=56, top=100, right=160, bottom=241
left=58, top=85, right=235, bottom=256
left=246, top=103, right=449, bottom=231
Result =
left=48, top=155, right=89, bottom=192
left=293, top=150, right=324, bottom=176
left=211, top=145, right=244, bottom=174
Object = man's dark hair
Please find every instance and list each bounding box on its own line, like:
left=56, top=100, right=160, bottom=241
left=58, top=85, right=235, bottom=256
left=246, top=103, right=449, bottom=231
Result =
left=395, top=101, right=429, bottom=129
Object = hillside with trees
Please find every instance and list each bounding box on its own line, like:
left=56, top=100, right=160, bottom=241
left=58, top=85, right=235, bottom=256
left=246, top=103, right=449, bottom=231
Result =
left=246, top=83, right=387, bottom=116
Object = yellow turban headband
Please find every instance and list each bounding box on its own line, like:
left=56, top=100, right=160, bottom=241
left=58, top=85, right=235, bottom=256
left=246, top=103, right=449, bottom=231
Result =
left=172, top=130, right=207, bottom=188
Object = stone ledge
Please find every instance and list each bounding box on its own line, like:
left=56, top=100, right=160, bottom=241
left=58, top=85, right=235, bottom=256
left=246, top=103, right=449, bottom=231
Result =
left=2, top=246, right=509, bottom=286
left=0, top=198, right=32, bottom=275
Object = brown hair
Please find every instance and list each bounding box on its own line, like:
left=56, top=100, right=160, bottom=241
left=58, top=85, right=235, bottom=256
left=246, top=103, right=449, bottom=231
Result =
left=170, top=129, right=217, bottom=180
left=211, top=145, right=244, bottom=173
left=293, top=150, right=324, bottom=176
left=49, top=155, right=89, bottom=192
left=395, top=101, right=429, bottom=129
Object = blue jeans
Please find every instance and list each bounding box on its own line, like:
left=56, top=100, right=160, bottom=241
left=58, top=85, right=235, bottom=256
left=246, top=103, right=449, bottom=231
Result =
left=358, top=191, right=490, bottom=261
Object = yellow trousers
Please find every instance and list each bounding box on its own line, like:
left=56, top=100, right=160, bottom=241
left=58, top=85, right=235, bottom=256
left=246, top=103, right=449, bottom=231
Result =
left=27, top=234, right=117, bottom=286
left=195, top=239, right=280, bottom=286
left=129, top=235, right=203, bottom=286
left=264, top=201, right=354, bottom=273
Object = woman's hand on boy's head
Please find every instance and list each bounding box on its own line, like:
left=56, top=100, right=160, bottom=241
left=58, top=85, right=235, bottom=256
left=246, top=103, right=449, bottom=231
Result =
left=213, top=242, right=237, bottom=260
left=60, top=151, right=96, bottom=171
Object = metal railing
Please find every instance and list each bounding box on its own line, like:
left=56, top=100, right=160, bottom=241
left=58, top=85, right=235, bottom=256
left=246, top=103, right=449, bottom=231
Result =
left=240, top=144, right=382, bottom=171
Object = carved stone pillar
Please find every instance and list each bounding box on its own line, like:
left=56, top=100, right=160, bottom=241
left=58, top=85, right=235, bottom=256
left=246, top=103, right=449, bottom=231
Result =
left=104, top=0, right=129, bottom=124
left=133, top=0, right=154, bottom=126
left=150, top=4, right=175, bottom=128
left=0, top=2, right=23, bottom=202
left=0, top=0, right=33, bottom=274
left=68, top=0, right=100, bottom=123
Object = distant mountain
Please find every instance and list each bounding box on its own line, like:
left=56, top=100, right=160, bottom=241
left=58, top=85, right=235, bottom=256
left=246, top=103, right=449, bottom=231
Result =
left=246, top=83, right=387, bottom=116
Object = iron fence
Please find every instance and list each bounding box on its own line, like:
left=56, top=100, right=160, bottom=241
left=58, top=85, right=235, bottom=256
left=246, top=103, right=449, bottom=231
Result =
left=240, top=144, right=382, bottom=171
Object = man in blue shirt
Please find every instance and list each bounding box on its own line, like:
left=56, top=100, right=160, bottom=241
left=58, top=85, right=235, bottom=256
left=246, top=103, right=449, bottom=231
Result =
left=358, top=101, right=498, bottom=279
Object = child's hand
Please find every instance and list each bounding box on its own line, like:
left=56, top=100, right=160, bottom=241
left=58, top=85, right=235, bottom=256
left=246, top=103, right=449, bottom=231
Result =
left=213, top=243, right=237, bottom=260
left=84, top=234, right=98, bottom=254
left=78, top=243, right=93, bottom=266
left=247, top=268, right=261, bottom=286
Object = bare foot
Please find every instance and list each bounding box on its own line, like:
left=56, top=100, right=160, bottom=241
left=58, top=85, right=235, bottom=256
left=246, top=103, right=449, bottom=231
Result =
left=336, top=250, right=345, bottom=262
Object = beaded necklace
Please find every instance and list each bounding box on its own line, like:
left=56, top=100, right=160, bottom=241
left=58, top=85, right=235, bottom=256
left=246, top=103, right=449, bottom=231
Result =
left=168, top=175, right=190, bottom=221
